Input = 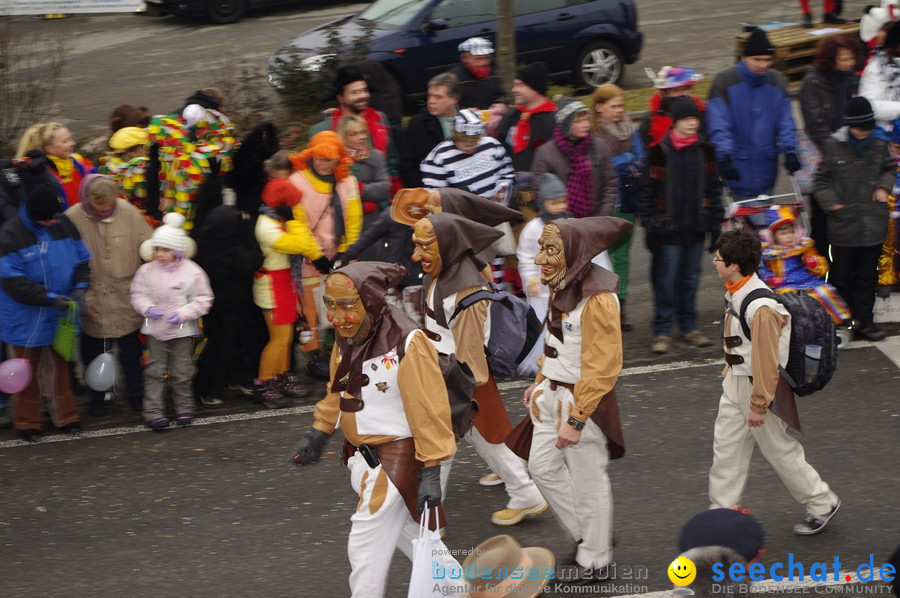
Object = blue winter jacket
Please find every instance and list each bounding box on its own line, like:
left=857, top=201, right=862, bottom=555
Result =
left=0, top=201, right=91, bottom=347
left=707, top=60, right=797, bottom=197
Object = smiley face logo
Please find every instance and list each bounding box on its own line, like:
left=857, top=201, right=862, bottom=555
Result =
left=668, top=556, right=697, bottom=586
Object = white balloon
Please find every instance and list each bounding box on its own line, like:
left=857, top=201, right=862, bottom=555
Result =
left=85, top=353, right=117, bottom=392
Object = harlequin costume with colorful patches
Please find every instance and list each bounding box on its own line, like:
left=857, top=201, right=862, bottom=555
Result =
left=290, top=262, right=455, bottom=598
left=759, top=206, right=851, bottom=323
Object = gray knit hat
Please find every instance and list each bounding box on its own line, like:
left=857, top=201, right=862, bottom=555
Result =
left=538, top=173, right=566, bottom=202
left=555, top=98, right=588, bottom=137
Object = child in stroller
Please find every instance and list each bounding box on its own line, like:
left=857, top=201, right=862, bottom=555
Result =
left=758, top=205, right=852, bottom=346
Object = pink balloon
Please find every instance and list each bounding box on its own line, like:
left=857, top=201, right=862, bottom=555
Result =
left=0, top=358, right=33, bottom=394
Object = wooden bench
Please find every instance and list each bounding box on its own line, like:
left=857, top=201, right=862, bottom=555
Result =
left=735, top=21, right=861, bottom=92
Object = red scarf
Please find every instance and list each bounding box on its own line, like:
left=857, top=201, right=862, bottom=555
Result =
left=467, top=66, right=491, bottom=79
left=513, top=100, right=556, bottom=153
left=669, top=130, right=698, bottom=151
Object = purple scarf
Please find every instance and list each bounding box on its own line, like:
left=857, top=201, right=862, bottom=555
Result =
left=552, top=126, right=593, bottom=218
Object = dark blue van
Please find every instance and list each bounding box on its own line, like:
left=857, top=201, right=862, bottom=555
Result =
left=267, top=0, right=642, bottom=100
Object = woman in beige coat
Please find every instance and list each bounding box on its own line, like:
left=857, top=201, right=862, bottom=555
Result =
left=65, top=174, right=152, bottom=416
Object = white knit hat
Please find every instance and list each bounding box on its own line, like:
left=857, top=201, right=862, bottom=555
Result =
left=140, top=212, right=196, bottom=261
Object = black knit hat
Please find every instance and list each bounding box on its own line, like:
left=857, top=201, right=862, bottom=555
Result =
left=668, top=95, right=702, bottom=123
left=743, top=28, right=775, bottom=56
left=844, top=96, right=876, bottom=130
left=26, top=183, right=62, bottom=222
left=516, top=62, right=548, bottom=96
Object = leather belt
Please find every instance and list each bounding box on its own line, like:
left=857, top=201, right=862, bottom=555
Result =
left=724, top=336, right=743, bottom=348
left=340, top=396, right=364, bottom=412
left=724, top=353, right=744, bottom=366
left=549, top=379, right=575, bottom=392
left=544, top=345, right=558, bottom=358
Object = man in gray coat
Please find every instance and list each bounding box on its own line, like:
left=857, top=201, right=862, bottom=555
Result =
left=813, top=97, right=895, bottom=341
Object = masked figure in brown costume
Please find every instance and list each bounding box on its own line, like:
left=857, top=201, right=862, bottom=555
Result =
left=412, top=212, right=548, bottom=526
left=523, top=216, right=631, bottom=584
left=289, top=261, right=455, bottom=598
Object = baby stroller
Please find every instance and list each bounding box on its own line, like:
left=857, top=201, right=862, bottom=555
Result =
left=721, top=177, right=811, bottom=237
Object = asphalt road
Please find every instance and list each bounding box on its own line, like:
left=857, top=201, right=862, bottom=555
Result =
left=1, top=343, right=898, bottom=597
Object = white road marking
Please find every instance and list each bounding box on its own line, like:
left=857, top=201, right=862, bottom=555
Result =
left=0, top=405, right=315, bottom=449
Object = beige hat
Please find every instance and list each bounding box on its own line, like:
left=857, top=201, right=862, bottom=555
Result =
left=390, top=187, right=433, bottom=226
left=462, top=535, right=554, bottom=598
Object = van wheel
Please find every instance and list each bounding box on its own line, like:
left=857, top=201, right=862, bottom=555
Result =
left=207, top=0, right=244, bottom=24
left=574, top=41, right=624, bottom=88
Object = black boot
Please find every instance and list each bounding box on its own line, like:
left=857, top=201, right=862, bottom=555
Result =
left=620, top=299, right=634, bottom=332
left=824, top=11, right=845, bottom=23
left=802, top=12, right=813, bottom=27
left=305, top=347, right=332, bottom=382
left=68, top=363, right=86, bottom=396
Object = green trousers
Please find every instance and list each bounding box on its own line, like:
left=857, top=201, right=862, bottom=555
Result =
left=608, top=208, right=635, bottom=301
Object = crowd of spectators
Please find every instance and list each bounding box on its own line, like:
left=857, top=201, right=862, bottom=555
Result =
left=0, top=25, right=898, bottom=440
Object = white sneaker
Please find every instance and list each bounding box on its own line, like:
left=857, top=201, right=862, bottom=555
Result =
left=478, top=473, right=503, bottom=487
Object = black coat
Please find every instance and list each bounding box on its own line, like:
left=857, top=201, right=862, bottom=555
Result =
left=342, top=209, right=422, bottom=287
left=813, top=128, right=895, bottom=247
left=192, top=205, right=267, bottom=395
left=401, top=110, right=446, bottom=187
left=495, top=109, right=556, bottom=172
left=446, top=64, right=507, bottom=110
left=799, top=66, right=859, bottom=150
left=638, top=135, right=724, bottom=247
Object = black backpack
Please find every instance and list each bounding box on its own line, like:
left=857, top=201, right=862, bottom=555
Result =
left=450, top=284, right=542, bottom=379
left=738, top=288, right=838, bottom=396
left=398, top=336, right=477, bottom=440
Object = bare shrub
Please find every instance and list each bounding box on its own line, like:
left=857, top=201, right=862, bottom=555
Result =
left=210, top=54, right=277, bottom=139
left=0, top=20, right=74, bottom=157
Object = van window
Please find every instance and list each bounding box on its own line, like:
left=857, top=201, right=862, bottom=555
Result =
left=431, top=0, right=497, bottom=27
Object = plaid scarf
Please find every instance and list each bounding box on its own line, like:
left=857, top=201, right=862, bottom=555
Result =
left=552, top=126, right=593, bottom=218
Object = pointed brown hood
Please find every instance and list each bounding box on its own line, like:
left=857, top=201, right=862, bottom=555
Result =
left=548, top=217, right=633, bottom=340
left=438, top=188, right=521, bottom=226
left=329, top=262, right=419, bottom=398
left=426, top=212, right=502, bottom=327
left=391, top=187, right=520, bottom=227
